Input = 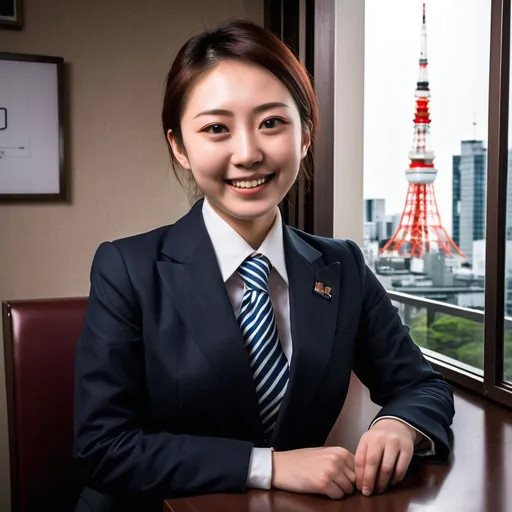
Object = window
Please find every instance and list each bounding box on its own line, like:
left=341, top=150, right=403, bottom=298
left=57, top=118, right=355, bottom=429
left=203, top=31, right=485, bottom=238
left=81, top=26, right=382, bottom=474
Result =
left=268, top=0, right=512, bottom=406
left=502, top=6, right=512, bottom=386
left=364, top=0, right=491, bottom=377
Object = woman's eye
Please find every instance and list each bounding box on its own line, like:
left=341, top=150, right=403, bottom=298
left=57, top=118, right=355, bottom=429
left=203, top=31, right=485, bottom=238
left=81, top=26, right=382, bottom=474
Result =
left=261, top=118, right=284, bottom=129
left=204, top=124, right=228, bottom=134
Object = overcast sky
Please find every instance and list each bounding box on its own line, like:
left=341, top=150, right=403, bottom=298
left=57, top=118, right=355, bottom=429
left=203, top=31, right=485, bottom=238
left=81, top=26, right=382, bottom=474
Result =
left=364, top=0, right=493, bottom=233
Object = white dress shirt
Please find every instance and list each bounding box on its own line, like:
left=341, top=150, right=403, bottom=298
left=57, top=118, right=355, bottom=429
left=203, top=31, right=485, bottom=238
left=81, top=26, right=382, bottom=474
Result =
left=202, top=197, right=434, bottom=490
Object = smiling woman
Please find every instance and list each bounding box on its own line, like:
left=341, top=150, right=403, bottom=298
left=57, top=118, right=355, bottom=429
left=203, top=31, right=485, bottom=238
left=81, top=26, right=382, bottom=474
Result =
left=166, top=58, right=310, bottom=246
left=73, top=18, right=454, bottom=512
left=161, top=20, right=317, bottom=206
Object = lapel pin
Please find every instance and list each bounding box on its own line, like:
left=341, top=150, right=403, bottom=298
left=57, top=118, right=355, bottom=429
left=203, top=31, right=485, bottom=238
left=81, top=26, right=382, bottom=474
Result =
left=313, top=281, right=332, bottom=300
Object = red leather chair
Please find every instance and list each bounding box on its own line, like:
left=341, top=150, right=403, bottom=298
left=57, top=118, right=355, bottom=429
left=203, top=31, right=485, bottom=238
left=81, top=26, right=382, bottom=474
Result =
left=2, top=298, right=88, bottom=511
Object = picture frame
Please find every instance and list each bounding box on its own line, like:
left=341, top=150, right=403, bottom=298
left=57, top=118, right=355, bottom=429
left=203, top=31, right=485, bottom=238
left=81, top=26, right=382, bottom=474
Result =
left=0, top=0, right=23, bottom=29
left=0, top=52, right=67, bottom=202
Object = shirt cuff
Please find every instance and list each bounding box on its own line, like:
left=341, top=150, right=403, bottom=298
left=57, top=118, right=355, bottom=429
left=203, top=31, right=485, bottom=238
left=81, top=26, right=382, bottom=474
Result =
left=370, top=415, right=436, bottom=456
left=247, top=447, right=273, bottom=489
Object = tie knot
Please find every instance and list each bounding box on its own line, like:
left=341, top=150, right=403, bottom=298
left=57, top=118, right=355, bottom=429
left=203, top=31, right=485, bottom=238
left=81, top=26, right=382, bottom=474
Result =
left=237, top=254, right=272, bottom=292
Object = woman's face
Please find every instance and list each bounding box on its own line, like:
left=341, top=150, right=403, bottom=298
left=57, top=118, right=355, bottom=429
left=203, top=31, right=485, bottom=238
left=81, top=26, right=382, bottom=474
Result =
left=168, top=59, right=310, bottom=224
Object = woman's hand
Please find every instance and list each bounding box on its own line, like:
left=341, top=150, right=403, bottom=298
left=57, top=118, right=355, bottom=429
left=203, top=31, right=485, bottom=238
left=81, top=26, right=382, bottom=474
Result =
left=354, top=418, right=417, bottom=496
left=271, top=446, right=356, bottom=499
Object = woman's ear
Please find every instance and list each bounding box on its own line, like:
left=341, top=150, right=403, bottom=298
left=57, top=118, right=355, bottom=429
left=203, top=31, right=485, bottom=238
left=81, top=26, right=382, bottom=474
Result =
left=167, top=130, right=191, bottom=169
left=301, top=121, right=312, bottom=159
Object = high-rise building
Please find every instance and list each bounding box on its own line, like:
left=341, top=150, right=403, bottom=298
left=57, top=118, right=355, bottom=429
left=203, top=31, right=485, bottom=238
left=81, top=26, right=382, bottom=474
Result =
left=364, top=198, right=386, bottom=241
left=386, top=213, right=401, bottom=238
left=452, top=155, right=461, bottom=246
left=365, top=198, right=386, bottom=224
left=452, top=145, right=512, bottom=264
left=452, top=140, right=487, bottom=263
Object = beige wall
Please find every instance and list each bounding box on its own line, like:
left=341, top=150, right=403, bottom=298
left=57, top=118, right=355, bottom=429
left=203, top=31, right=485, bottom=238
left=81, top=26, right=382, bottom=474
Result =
left=333, top=0, right=365, bottom=245
left=0, top=0, right=263, bottom=508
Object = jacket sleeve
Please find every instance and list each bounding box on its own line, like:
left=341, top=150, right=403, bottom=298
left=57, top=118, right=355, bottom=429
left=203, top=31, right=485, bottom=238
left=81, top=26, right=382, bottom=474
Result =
left=74, top=241, right=254, bottom=498
left=345, top=240, right=455, bottom=460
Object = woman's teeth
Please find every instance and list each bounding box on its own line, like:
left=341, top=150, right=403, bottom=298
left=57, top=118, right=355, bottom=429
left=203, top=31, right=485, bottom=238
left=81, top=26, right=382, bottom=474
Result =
left=230, top=176, right=270, bottom=189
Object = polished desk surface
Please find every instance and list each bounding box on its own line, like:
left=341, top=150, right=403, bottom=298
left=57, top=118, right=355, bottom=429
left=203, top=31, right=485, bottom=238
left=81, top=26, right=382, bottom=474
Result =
left=164, top=376, right=512, bottom=512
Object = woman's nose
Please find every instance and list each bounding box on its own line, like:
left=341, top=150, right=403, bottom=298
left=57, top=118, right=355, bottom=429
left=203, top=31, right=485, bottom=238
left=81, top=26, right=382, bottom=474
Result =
left=231, top=131, right=263, bottom=168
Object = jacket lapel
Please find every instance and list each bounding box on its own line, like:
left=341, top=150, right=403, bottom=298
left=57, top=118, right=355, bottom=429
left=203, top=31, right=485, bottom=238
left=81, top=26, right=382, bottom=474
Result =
left=156, top=200, right=265, bottom=444
left=270, top=226, right=341, bottom=447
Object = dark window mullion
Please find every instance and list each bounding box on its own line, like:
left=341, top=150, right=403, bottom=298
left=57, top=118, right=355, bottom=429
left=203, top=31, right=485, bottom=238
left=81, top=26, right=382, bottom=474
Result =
left=282, top=0, right=301, bottom=228
left=264, top=0, right=282, bottom=38
left=303, top=0, right=315, bottom=234
left=484, top=0, right=510, bottom=404
left=312, top=0, right=335, bottom=237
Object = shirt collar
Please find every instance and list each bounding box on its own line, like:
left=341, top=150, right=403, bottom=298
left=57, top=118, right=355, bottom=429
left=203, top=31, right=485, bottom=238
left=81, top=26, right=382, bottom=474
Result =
left=202, top=197, right=289, bottom=285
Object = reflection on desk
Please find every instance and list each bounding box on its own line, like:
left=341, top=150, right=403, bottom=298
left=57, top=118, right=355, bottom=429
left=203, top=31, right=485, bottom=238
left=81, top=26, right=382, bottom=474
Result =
left=165, top=375, right=512, bottom=512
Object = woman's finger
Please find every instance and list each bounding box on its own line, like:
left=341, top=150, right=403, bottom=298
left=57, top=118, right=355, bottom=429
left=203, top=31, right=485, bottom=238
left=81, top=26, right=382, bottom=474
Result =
left=361, top=439, right=385, bottom=496
left=375, top=442, right=400, bottom=493
left=391, top=442, right=414, bottom=485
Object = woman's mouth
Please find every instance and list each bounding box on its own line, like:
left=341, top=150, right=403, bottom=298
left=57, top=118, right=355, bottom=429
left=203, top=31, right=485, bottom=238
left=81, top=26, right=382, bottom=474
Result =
left=225, top=173, right=275, bottom=190
left=224, top=173, right=276, bottom=196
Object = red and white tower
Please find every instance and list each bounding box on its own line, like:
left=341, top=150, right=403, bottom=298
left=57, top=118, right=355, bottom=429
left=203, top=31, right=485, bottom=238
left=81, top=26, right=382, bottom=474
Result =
left=380, top=3, right=465, bottom=259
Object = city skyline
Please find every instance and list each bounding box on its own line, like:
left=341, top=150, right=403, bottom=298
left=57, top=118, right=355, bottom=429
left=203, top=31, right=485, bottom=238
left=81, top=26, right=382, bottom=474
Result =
left=364, top=0, right=492, bottom=233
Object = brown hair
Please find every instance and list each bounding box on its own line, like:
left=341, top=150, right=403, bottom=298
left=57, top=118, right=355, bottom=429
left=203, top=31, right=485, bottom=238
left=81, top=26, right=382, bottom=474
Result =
left=161, top=19, right=319, bottom=200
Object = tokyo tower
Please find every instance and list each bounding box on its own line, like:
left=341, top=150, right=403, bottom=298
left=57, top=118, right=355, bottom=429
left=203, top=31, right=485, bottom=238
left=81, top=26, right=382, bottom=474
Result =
left=379, top=3, right=465, bottom=259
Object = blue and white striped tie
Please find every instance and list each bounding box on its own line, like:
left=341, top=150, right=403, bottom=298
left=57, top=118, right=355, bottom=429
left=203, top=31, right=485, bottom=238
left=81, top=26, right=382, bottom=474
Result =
left=237, top=254, right=289, bottom=438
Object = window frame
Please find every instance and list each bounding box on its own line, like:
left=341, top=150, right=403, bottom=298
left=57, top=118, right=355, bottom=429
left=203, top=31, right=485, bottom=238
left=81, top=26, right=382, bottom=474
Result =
left=265, top=0, right=512, bottom=409
left=483, top=0, right=512, bottom=408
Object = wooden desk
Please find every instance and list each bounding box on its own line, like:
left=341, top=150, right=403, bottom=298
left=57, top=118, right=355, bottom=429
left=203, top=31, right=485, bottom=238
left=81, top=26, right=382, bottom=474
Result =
left=164, top=376, right=512, bottom=512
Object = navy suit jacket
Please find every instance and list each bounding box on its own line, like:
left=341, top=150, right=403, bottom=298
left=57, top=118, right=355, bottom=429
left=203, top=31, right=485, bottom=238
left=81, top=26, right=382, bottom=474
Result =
left=74, top=199, right=454, bottom=511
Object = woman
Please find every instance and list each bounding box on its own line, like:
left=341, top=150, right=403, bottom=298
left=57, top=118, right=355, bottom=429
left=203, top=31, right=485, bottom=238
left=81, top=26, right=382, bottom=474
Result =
left=74, top=19, right=454, bottom=512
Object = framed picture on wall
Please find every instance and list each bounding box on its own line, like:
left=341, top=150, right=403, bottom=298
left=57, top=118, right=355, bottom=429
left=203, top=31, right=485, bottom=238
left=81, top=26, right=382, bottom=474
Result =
left=0, top=0, right=23, bottom=29
left=0, top=53, right=67, bottom=202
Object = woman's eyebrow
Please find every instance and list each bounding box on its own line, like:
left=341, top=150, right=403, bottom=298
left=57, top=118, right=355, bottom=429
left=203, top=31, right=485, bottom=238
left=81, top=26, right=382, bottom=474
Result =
left=193, top=102, right=290, bottom=119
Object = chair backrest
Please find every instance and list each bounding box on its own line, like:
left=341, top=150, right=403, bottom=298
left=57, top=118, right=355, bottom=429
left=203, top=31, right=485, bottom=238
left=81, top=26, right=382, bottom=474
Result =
left=2, top=298, right=88, bottom=512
